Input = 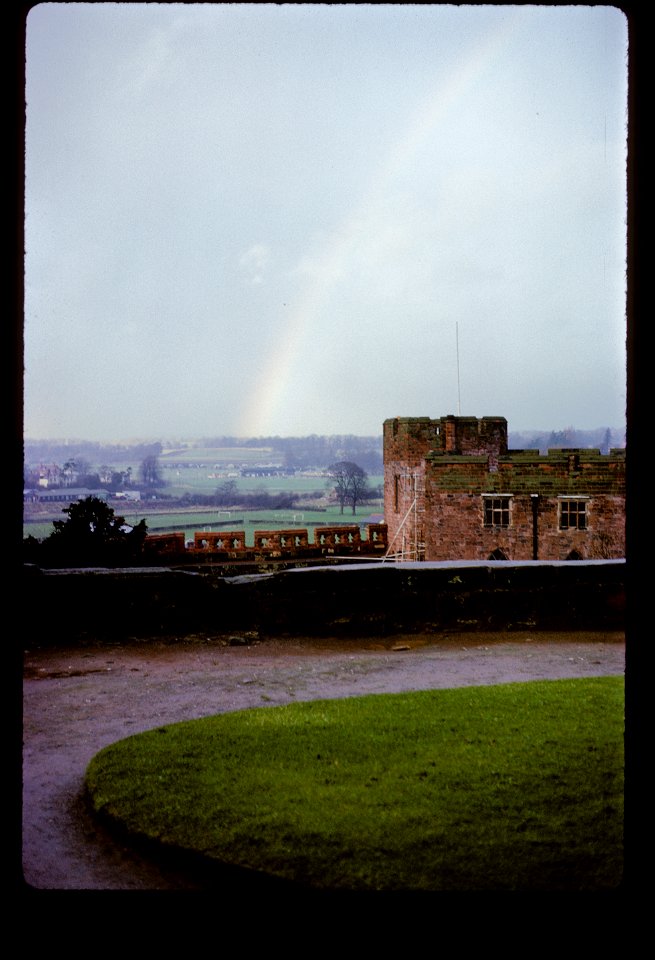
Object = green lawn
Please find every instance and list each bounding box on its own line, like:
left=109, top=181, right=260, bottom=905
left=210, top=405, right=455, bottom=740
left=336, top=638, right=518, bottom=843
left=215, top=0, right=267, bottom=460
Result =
left=85, top=676, right=624, bottom=892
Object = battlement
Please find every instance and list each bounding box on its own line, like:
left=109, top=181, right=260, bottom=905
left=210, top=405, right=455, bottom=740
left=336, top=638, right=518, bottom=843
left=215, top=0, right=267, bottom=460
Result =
left=143, top=523, right=388, bottom=561
left=384, top=415, right=508, bottom=461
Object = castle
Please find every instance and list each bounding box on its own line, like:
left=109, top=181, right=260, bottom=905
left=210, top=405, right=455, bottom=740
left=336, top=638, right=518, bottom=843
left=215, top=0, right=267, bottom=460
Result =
left=383, top=415, right=625, bottom=562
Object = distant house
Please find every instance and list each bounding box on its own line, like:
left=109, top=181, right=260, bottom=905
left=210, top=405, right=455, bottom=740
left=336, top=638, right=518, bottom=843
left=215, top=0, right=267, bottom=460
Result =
left=384, top=415, right=625, bottom=561
left=240, top=466, right=296, bottom=477
left=114, top=490, right=141, bottom=501
left=23, top=487, right=110, bottom=504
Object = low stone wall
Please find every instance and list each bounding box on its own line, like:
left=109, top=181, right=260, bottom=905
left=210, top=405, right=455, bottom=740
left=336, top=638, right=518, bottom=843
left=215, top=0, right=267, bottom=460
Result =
left=22, top=560, right=625, bottom=646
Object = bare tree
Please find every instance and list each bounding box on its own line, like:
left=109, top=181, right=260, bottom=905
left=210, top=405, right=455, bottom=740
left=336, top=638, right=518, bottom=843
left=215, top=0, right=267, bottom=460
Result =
left=347, top=465, right=369, bottom=514
left=140, top=454, right=163, bottom=489
left=215, top=479, right=238, bottom=505
left=328, top=461, right=369, bottom=515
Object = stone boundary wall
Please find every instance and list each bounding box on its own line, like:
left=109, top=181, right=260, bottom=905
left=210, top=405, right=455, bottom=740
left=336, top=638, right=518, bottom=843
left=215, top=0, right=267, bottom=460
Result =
left=23, top=560, right=625, bottom=646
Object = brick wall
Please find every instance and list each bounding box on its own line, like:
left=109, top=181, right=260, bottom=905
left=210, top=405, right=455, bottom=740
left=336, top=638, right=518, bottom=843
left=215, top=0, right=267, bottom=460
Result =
left=383, top=417, right=438, bottom=558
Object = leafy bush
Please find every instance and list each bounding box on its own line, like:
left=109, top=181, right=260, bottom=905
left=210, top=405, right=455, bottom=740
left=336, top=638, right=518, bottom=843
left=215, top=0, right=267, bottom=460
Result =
left=23, top=496, right=148, bottom=567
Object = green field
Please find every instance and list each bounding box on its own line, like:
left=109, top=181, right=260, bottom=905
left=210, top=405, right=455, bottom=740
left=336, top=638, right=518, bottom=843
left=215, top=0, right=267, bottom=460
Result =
left=24, top=502, right=384, bottom=545
left=160, top=446, right=275, bottom=462
left=24, top=469, right=383, bottom=543
left=24, top=440, right=383, bottom=538
left=132, top=504, right=381, bottom=546
left=160, top=471, right=347, bottom=499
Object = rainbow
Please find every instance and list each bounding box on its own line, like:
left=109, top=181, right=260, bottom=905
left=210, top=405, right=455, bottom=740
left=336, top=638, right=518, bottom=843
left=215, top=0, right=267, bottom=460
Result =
left=236, top=9, right=524, bottom=437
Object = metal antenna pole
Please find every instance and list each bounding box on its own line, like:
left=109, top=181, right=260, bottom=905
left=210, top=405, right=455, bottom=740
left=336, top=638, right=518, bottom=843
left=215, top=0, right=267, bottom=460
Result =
left=456, top=322, right=462, bottom=416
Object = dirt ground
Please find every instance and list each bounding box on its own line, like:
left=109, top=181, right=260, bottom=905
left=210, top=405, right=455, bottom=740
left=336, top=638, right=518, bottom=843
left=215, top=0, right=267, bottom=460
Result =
left=21, top=630, right=625, bottom=893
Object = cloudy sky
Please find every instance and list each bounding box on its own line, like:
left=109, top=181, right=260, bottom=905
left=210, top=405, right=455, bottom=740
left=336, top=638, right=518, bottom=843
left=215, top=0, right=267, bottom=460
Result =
left=24, top=3, right=628, bottom=442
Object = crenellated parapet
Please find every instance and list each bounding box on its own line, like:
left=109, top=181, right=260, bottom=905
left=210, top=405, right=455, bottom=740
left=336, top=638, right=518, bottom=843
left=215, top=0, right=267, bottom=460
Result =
left=144, top=523, right=388, bottom=561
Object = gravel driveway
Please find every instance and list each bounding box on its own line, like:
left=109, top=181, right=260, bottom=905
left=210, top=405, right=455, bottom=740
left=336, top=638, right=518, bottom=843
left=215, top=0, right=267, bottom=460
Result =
left=21, top=630, right=625, bottom=892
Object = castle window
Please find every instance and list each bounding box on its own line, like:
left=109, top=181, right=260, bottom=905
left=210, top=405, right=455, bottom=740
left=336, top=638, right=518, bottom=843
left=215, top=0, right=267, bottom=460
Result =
left=559, top=499, right=588, bottom=530
left=483, top=496, right=511, bottom=528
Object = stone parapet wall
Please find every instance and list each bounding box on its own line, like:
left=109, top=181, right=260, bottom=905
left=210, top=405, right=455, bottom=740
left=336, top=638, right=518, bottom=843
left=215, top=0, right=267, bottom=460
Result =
left=22, top=560, right=625, bottom=645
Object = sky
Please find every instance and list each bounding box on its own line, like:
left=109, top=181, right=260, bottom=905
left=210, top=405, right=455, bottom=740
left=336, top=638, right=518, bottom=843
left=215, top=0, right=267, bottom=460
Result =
left=24, top=3, right=629, bottom=442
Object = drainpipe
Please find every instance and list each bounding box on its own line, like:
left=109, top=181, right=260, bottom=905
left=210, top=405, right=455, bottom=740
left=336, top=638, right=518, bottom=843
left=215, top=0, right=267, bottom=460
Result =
left=531, top=494, right=539, bottom=560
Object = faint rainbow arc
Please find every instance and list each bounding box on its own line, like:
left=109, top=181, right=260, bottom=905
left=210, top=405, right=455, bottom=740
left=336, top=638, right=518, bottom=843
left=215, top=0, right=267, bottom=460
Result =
left=236, top=11, right=523, bottom=436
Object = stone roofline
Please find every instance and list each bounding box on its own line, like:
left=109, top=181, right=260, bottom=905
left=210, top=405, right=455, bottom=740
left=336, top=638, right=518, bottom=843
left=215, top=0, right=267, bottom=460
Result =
left=425, top=448, right=626, bottom=460
left=383, top=416, right=624, bottom=460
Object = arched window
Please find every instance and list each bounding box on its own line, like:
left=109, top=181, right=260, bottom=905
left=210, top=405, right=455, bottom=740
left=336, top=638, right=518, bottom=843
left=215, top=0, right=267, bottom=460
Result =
left=565, top=549, right=583, bottom=561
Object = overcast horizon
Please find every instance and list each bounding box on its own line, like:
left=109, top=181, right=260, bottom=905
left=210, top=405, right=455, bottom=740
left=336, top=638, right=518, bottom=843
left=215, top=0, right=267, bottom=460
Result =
left=24, top=4, right=628, bottom=443
left=23, top=418, right=626, bottom=449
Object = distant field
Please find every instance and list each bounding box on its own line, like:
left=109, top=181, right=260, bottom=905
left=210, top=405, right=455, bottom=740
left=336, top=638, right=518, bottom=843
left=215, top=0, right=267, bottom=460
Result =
left=23, top=466, right=383, bottom=542
left=72, top=459, right=381, bottom=499
left=160, top=446, right=275, bottom=463
left=161, top=471, right=339, bottom=498
left=23, top=502, right=384, bottom=545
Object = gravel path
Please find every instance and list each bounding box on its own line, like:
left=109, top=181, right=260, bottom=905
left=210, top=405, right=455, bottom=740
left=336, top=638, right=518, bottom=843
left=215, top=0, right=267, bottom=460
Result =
left=21, top=631, right=625, bottom=892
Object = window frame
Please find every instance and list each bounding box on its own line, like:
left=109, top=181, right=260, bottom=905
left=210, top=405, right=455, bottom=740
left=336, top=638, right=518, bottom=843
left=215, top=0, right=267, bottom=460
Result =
left=558, top=496, right=589, bottom=531
left=482, top=494, right=512, bottom=528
